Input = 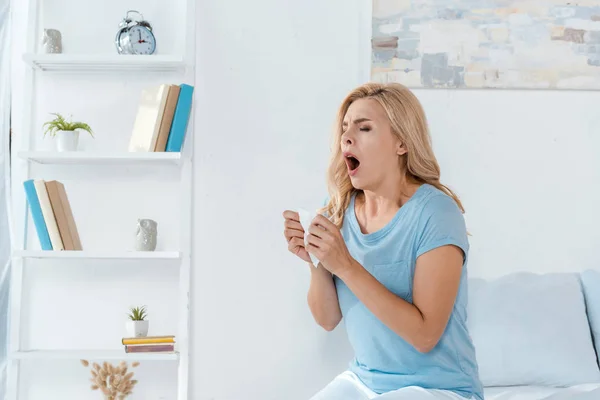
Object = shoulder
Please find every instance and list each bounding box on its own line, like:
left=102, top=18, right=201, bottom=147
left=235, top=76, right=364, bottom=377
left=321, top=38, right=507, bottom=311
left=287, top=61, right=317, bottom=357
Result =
left=417, top=185, right=464, bottom=223
left=414, top=184, right=468, bottom=257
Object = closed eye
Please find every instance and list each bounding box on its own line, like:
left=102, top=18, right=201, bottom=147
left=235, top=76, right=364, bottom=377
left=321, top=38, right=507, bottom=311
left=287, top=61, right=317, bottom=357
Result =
left=359, top=126, right=371, bottom=132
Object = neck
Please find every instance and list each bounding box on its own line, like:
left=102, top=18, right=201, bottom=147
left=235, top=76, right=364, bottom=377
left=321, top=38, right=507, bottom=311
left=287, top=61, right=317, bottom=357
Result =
left=358, top=174, right=421, bottom=217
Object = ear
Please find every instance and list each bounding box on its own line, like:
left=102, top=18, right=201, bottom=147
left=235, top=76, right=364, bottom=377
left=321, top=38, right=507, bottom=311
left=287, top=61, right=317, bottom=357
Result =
left=396, top=141, right=407, bottom=156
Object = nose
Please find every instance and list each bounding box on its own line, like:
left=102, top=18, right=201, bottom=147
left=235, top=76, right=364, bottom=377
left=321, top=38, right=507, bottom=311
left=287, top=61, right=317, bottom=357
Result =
left=341, top=129, right=354, bottom=146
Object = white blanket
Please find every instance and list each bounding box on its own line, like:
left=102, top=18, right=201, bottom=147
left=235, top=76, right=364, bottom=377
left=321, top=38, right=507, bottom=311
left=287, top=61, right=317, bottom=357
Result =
left=484, top=384, right=600, bottom=400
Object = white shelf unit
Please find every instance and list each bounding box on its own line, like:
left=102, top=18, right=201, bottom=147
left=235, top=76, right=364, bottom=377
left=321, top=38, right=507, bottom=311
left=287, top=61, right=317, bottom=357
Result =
left=18, top=151, right=182, bottom=165
left=7, top=0, right=196, bottom=398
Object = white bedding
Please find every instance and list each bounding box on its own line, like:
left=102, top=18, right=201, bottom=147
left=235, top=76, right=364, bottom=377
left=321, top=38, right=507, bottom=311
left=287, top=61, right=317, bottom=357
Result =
left=484, top=384, right=600, bottom=400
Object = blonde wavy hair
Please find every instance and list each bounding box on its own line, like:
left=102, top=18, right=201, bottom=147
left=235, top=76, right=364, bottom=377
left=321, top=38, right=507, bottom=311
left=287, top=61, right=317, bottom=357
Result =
left=321, top=82, right=465, bottom=229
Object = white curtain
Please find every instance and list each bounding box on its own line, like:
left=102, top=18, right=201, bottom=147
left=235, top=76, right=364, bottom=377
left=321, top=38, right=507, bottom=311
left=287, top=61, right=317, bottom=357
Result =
left=0, top=0, right=12, bottom=397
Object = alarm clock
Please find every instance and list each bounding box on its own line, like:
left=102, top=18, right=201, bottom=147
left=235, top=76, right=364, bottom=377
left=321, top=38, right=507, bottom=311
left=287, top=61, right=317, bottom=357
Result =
left=115, top=10, right=156, bottom=55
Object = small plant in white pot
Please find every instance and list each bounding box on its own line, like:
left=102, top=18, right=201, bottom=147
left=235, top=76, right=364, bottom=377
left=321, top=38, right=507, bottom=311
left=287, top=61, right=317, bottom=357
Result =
left=126, top=305, right=149, bottom=338
left=42, top=112, right=94, bottom=152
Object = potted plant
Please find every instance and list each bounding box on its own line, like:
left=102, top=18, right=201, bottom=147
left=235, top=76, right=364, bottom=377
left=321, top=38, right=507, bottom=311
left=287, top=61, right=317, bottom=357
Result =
left=42, top=112, right=94, bottom=152
left=126, top=305, right=149, bottom=338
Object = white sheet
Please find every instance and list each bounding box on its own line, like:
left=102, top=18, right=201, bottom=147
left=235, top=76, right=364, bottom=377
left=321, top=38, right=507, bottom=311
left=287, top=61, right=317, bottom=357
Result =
left=484, top=384, right=600, bottom=400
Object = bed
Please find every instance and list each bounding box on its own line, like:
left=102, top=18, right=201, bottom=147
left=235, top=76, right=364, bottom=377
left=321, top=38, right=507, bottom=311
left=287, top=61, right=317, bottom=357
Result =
left=484, top=384, right=600, bottom=400
left=467, top=271, right=600, bottom=400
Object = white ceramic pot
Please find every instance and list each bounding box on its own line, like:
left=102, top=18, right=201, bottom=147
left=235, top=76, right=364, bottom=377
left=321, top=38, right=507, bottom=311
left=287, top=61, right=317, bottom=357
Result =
left=56, top=130, right=80, bottom=151
left=126, top=320, right=149, bottom=337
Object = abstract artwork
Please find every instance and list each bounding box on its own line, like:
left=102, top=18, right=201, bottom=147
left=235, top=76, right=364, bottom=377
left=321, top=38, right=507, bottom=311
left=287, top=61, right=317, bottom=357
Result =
left=371, top=0, right=600, bottom=89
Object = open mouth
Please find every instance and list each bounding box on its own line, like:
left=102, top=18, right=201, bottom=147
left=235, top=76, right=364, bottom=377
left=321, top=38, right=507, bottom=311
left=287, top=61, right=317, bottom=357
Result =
left=345, top=153, right=360, bottom=173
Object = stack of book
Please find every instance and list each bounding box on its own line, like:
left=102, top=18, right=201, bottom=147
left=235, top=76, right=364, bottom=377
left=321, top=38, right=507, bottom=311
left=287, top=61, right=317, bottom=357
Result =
left=122, top=335, right=176, bottom=353
left=23, top=179, right=82, bottom=251
left=128, top=83, right=194, bottom=153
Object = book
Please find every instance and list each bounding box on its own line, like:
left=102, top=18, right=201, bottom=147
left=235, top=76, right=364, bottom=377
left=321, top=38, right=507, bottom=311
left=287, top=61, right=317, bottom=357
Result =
left=165, top=84, right=194, bottom=152
left=33, top=179, right=64, bottom=251
left=56, top=181, right=82, bottom=250
left=154, top=85, right=181, bottom=152
left=23, top=179, right=52, bottom=250
left=128, top=84, right=170, bottom=152
left=45, top=180, right=82, bottom=250
left=121, top=335, right=175, bottom=345
left=124, top=343, right=175, bottom=353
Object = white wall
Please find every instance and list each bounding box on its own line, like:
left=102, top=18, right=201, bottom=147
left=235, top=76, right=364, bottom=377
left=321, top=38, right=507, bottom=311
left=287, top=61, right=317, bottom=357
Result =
left=190, top=0, right=367, bottom=398
left=9, top=0, right=600, bottom=399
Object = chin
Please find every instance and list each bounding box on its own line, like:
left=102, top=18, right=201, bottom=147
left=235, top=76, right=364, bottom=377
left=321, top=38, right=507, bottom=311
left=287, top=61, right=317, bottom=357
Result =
left=349, top=176, right=368, bottom=191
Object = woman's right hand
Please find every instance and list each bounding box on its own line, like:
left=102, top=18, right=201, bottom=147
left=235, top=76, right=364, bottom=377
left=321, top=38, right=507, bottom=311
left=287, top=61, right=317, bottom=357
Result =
left=284, top=211, right=342, bottom=331
left=283, top=210, right=312, bottom=263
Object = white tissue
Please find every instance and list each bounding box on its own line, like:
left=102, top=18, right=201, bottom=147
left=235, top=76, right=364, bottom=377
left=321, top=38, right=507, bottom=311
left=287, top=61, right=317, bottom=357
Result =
left=297, top=208, right=320, bottom=267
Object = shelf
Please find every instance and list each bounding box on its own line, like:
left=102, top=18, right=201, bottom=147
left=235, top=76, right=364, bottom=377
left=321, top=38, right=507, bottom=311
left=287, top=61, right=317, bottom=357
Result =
left=13, top=250, right=181, bottom=260
left=11, top=349, right=179, bottom=361
left=22, top=53, right=186, bottom=73
left=18, top=151, right=182, bottom=165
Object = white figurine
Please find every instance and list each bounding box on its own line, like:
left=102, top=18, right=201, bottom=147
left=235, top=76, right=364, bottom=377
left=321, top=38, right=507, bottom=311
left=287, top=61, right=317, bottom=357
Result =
left=42, top=29, right=62, bottom=53
left=135, top=219, right=157, bottom=251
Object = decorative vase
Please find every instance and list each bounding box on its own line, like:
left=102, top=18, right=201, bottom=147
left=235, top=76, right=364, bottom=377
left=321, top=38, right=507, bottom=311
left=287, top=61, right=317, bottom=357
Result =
left=135, top=218, right=157, bottom=251
left=56, top=130, right=79, bottom=151
left=126, top=320, right=149, bottom=337
left=42, top=28, right=62, bottom=53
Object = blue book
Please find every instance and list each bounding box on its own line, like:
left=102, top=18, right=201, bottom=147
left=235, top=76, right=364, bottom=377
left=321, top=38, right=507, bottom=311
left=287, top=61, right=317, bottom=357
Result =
left=23, top=179, right=53, bottom=250
left=166, top=84, right=194, bottom=152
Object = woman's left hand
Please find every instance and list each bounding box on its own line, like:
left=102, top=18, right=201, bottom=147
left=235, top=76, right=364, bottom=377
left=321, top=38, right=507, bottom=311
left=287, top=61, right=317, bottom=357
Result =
left=306, top=215, right=355, bottom=276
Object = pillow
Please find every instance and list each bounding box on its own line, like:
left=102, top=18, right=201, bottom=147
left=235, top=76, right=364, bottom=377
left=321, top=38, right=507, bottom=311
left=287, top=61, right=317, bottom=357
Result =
left=467, top=272, right=600, bottom=387
left=581, top=269, right=600, bottom=364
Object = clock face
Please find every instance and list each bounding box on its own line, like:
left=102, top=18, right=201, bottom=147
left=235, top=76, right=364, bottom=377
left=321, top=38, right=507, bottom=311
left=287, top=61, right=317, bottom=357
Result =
left=126, top=25, right=156, bottom=54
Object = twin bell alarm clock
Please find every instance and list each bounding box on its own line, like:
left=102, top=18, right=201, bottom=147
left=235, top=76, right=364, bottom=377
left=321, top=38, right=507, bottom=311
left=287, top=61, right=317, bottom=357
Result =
left=115, top=10, right=156, bottom=55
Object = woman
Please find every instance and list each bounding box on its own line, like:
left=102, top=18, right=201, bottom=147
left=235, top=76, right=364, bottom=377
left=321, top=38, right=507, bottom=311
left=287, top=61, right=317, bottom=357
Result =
left=283, top=83, right=483, bottom=400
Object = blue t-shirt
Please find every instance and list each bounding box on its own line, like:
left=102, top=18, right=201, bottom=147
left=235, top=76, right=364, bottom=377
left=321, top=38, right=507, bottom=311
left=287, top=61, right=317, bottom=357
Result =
left=333, top=184, right=483, bottom=400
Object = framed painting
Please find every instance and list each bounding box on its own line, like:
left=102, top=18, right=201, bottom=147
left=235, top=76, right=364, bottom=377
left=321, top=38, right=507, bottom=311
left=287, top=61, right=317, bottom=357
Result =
left=371, top=0, right=600, bottom=89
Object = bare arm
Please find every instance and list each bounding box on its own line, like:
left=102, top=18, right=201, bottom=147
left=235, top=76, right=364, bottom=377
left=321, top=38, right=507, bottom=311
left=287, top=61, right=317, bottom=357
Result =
left=307, top=263, right=342, bottom=331
left=283, top=210, right=342, bottom=331
left=337, top=245, right=463, bottom=352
